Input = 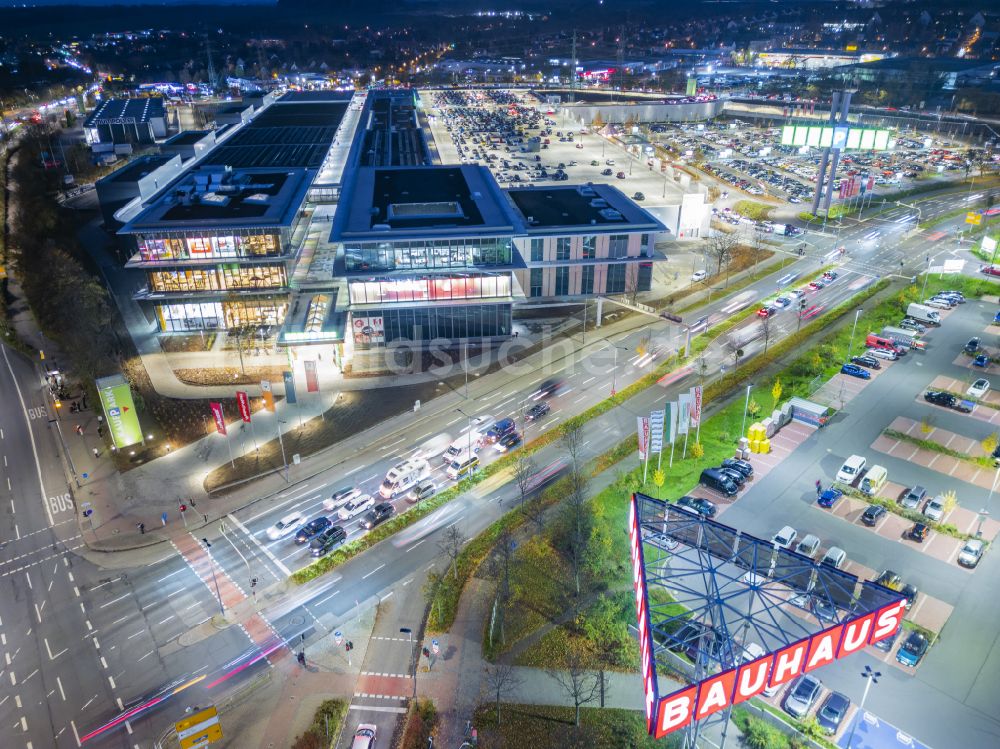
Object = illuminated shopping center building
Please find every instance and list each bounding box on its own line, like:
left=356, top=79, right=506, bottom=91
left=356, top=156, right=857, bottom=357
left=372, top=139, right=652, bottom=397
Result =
left=105, top=89, right=664, bottom=373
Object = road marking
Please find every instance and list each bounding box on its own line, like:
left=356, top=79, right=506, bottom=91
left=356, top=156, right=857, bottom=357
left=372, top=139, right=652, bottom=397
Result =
left=126, top=630, right=144, bottom=640
left=2, top=347, right=53, bottom=526
left=314, top=590, right=340, bottom=607
left=155, top=569, right=183, bottom=583
left=100, top=657, right=107, bottom=669
left=23, top=668, right=37, bottom=683
left=108, top=676, right=116, bottom=689
left=56, top=676, right=65, bottom=701
left=362, top=563, right=385, bottom=580
left=156, top=615, right=175, bottom=626
left=25, top=572, right=31, bottom=589
left=20, top=716, right=26, bottom=731
left=344, top=465, right=363, bottom=476
left=71, top=719, right=81, bottom=747
left=99, top=594, right=130, bottom=609
left=92, top=637, right=100, bottom=650
left=44, top=638, right=66, bottom=661
left=406, top=539, right=426, bottom=552
left=89, top=575, right=122, bottom=591
left=348, top=704, right=408, bottom=714
left=227, top=514, right=292, bottom=576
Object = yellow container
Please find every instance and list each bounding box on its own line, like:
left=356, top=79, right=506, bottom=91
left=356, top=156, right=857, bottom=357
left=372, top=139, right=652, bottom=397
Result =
left=749, top=439, right=760, bottom=453
left=759, top=438, right=771, bottom=454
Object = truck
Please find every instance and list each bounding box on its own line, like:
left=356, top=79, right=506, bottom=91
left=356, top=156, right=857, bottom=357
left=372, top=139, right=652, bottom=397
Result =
left=881, top=326, right=926, bottom=351
left=727, top=322, right=764, bottom=349
left=906, top=303, right=941, bottom=326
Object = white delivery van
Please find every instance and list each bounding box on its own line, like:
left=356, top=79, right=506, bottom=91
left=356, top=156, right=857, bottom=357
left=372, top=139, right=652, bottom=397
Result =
left=860, top=465, right=888, bottom=496
left=442, top=435, right=477, bottom=464
left=379, top=458, right=429, bottom=499
left=906, top=303, right=941, bottom=325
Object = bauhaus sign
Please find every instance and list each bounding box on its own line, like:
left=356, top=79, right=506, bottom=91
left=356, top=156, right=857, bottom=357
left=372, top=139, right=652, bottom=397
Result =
left=628, top=494, right=906, bottom=739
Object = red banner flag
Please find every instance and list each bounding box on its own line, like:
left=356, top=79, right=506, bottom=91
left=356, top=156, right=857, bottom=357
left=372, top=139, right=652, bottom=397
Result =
left=304, top=360, right=319, bottom=393
left=210, top=402, right=227, bottom=435
left=236, top=391, right=252, bottom=423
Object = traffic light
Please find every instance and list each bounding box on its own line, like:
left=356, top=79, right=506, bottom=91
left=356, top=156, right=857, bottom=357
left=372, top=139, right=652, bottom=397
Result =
left=345, top=641, right=354, bottom=652
left=422, top=647, right=430, bottom=658
left=180, top=504, right=187, bottom=512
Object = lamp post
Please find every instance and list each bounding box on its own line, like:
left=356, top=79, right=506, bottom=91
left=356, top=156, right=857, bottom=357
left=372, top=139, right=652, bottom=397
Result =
left=456, top=407, right=475, bottom=457
left=276, top=419, right=289, bottom=481
left=847, top=308, right=863, bottom=360
left=845, top=665, right=881, bottom=749
left=601, top=340, right=628, bottom=397
left=201, top=538, right=226, bottom=617
left=980, top=464, right=1000, bottom=537
left=739, top=383, right=753, bottom=441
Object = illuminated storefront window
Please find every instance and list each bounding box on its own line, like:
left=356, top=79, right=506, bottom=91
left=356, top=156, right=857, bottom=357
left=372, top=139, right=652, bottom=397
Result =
left=343, top=237, right=513, bottom=272
left=155, top=297, right=288, bottom=332
left=348, top=273, right=511, bottom=306
left=351, top=304, right=512, bottom=347
left=136, top=232, right=282, bottom=262
left=148, top=265, right=288, bottom=293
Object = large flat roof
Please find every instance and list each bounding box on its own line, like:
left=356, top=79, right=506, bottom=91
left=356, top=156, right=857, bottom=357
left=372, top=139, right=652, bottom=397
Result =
left=97, top=154, right=174, bottom=185
left=504, top=183, right=665, bottom=233
left=163, top=130, right=210, bottom=146
left=85, top=97, right=165, bottom=127
left=120, top=166, right=312, bottom=233
left=200, top=100, right=350, bottom=169
left=333, top=165, right=518, bottom=241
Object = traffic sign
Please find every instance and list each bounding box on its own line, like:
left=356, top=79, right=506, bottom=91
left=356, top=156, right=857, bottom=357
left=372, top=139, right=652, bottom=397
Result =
left=966, top=212, right=983, bottom=226
left=176, top=706, right=223, bottom=748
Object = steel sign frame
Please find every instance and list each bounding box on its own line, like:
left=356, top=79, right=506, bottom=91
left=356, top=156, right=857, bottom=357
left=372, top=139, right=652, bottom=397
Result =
left=628, top=495, right=660, bottom=733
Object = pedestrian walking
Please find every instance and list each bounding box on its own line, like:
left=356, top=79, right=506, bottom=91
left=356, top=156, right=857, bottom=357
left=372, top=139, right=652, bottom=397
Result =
left=815, top=479, right=822, bottom=497
left=137, top=522, right=145, bottom=535
left=92, top=447, right=100, bottom=458
left=297, top=651, right=306, bottom=666
left=161, top=511, right=168, bottom=526
left=76, top=425, right=84, bottom=436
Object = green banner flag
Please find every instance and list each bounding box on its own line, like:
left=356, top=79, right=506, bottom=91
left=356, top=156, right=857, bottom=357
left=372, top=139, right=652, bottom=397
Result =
left=96, top=375, right=142, bottom=449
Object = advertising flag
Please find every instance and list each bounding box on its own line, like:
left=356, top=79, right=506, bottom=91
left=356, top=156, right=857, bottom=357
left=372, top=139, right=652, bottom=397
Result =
left=677, top=392, right=693, bottom=435
left=260, top=380, right=275, bottom=413
left=283, top=370, right=297, bottom=404
left=236, top=391, right=252, bottom=423
left=666, top=402, right=678, bottom=444
left=96, top=375, right=142, bottom=449
left=304, top=360, right=319, bottom=393
left=209, top=402, right=227, bottom=435
left=690, top=386, right=703, bottom=428
left=637, top=417, right=650, bottom=461
left=649, top=409, right=665, bottom=455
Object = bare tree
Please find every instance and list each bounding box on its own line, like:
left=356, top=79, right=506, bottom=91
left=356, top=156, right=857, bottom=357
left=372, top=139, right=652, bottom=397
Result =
left=561, top=422, right=585, bottom=474
left=563, top=468, right=591, bottom=600
left=704, top=231, right=738, bottom=280
left=484, top=663, right=522, bottom=726
left=547, top=653, right=601, bottom=727
left=422, top=568, right=444, bottom=627
left=486, top=528, right=517, bottom=647
left=749, top=225, right=768, bottom=275
left=726, top=337, right=745, bottom=371
left=512, top=452, right=537, bottom=511
left=759, top=313, right=774, bottom=355
left=696, top=355, right=710, bottom=384
left=438, top=525, right=465, bottom=580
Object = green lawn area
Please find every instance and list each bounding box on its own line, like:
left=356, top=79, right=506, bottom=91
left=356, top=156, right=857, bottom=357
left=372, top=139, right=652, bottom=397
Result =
left=472, top=703, right=682, bottom=749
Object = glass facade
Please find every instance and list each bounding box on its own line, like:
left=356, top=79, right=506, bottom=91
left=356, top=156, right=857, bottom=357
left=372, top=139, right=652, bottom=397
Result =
left=136, top=232, right=282, bottom=262
left=155, top=296, right=288, bottom=332
left=582, top=235, right=596, bottom=259
left=638, top=262, right=653, bottom=292
left=609, top=235, right=629, bottom=259
left=606, top=264, right=627, bottom=294
left=348, top=273, right=512, bottom=305
left=530, top=237, right=544, bottom=262
left=148, top=265, right=288, bottom=293
left=555, top=267, right=569, bottom=296
left=530, top=268, right=543, bottom=297
left=354, top=304, right=512, bottom=346
left=556, top=237, right=571, bottom=261
left=581, top=265, right=594, bottom=294
left=344, top=237, right=512, bottom=272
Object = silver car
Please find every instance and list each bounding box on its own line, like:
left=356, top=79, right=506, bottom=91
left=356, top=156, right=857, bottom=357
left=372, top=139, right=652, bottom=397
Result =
left=782, top=674, right=822, bottom=718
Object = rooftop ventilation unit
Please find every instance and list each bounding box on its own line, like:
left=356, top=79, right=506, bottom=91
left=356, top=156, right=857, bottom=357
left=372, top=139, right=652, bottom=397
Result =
left=576, top=185, right=596, bottom=197
left=589, top=198, right=609, bottom=209
left=243, top=193, right=270, bottom=205
left=598, top=208, right=624, bottom=221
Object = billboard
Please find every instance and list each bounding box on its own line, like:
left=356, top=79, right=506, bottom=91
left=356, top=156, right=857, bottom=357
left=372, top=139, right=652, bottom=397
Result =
left=352, top=315, right=385, bottom=344
left=780, top=125, right=892, bottom=152
left=96, top=375, right=142, bottom=449
left=629, top=494, right=907, bottom=740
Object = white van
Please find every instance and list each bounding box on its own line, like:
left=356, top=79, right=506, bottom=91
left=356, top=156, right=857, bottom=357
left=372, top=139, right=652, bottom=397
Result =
left=860, top=465, right=888, bottom=496
left=836, top=455, right=866, bottom=484
left=379, top=458, right=429, bottom=499
left=442, top=435, right=476, bottom=464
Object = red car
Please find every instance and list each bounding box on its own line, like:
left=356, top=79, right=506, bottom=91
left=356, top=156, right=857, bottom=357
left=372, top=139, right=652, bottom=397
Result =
left=800, top=304, right=824, bottom=320
left=757, top=307, right=776, bottom=318
left=982, top=266, right=1000, bottom=277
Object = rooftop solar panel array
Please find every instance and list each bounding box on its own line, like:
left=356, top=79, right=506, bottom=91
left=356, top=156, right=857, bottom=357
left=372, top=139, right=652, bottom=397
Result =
left=200, top=101, right=349, bottom=169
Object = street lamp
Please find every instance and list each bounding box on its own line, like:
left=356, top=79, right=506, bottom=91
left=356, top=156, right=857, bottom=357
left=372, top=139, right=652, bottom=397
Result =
left=601, top=340, right=628, bottom=396
left=847, top=308, right=863, bottom=360
left=276, top=419, right=289, bottom=482
left=845, top=665, right=881, bottom=749
left=201, top=538, right=226, bottom=617
left=456, top=407, right=475, bottom=457
left=739, top=383, right=753, bottom=441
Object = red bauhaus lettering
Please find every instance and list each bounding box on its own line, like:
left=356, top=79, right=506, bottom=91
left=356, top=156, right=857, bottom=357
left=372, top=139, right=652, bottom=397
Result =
left=870, top=600, right=906, bottom=644
left=837, top=612, right=876, bottom=657
left=769, top=640, right=809, bottom=688
left=805, top=625, right=844, bottom=672
left=655, top=686, right=698, bottom=738
left=733, top=655, right=773, bottom=704
left=695, top=670, right=737, bottom=720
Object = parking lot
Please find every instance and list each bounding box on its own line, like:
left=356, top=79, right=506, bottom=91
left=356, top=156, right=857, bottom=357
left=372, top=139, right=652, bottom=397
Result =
left=682, top=291, right=1000, bottom=748
left=421, top=88, right=690, bottom=208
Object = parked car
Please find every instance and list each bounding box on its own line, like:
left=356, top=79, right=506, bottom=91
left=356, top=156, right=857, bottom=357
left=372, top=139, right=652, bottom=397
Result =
left=817, top=487, right=843, bottom=508
left=841, top=363, right=871, bottom=379
left=676, top=495, right=717, bottom=518
left=900, top=582, right=918, bottom=610
left=309, top=525, right=347, bottom=557
left=899, top=318, right=926, bottom=333
left=616, top=171, right=626, bottom=179
left=324, top=486, right=362, bottom=512
left=295, top=516, right=333, bottom=544
left=923, top=495, right=946, bottom=522
left=351, top=724, right=377, bottom=749
left=896, top=631, right=929, bottom=667
left=924, top=391, right=973, bottom=412
left=601, top=168, right=613, bottom=176
left=907, top=522, right=930, bottom=542
left=965, top=337, right=981, bottom=354
left=633, top=192, right=645, bottom=200
left=716, top=466, right=747, bottom=486
left=872, top=624, right=901, bottom=653
left=874, top=570, right=903, bottom=591
left=900, top=485, right=926, bottom=510
left=817, top=692, right=851, bottom=735
left=974, top=353, right=990, bottom=368
left=720, top=457, right=754, bottom=478
left=836, top=455, right=866, bottom=484
left=771, top=525, right=797, bottom=549
left=691, top=270, right=708, bottom=283
left=968, top=378, right=991, bottom=399
left=267, top=512, right=306, bottom=541
left=525, top=402, right=550, bottom=422
left=782, top=674, right=822, bottom=718
left=795, top=534, right=821, bottom=558
left=360, top=502, right=394, bottom=530
left=851, top=355, right=881, bottom=369
left=958, top=539, right=985, bottom=567
left=866, top=347, right=898, bottom=361
left=861, top=504, right=886, bottom=526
